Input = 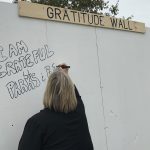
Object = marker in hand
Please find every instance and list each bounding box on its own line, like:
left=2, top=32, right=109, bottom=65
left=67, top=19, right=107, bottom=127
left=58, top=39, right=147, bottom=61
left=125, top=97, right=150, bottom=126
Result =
left=56, top=64, right=70, bottom=69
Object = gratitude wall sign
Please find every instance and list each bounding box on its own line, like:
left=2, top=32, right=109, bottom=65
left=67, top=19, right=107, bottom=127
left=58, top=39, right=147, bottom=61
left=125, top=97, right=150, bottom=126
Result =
left=19, top=1, right=145, bottom=33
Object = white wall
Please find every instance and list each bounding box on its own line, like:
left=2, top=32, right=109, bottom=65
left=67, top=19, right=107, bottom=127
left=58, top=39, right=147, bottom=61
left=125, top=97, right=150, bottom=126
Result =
left=0, top=2, right=150, bottom=150
left=96, top=27, right=150, bottom=150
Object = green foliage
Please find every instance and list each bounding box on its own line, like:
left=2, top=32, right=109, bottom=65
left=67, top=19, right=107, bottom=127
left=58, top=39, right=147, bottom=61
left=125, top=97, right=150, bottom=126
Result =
left=30, top=0, right=119, bottom=16
left=14, top=0, right=134, bottom=20
left=14, top=0, right=119, bottom=16
left=109, top=0, right=119, bottom=16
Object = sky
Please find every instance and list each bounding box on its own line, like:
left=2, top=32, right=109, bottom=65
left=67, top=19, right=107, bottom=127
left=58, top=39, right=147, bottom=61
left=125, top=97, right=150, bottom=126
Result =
left=0, top=0, right=150, bottom=27
left=111, top=0, right=150, bottom=27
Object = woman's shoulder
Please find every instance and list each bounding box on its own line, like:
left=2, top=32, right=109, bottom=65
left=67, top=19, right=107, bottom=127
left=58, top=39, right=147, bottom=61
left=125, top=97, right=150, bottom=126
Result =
left=28, top=108, right=53, bottom=122
left=25, top=108, right=55, bottom=131
left=26, top=110, right=43, bottom=126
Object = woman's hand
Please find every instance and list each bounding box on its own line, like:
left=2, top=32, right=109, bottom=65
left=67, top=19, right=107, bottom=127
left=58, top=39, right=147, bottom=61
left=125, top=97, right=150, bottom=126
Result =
left=57, top=63, right=70, bottom=74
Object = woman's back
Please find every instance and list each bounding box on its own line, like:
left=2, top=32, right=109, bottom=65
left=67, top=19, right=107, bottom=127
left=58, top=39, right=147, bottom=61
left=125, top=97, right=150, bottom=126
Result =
left=18, top=87, right=94, bottom=150
left=18, top=66, right=93, bottom=150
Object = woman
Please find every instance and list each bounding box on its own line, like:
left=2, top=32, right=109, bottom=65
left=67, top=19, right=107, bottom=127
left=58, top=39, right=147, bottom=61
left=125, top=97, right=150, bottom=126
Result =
left=18, top=64, right=94, bottom=150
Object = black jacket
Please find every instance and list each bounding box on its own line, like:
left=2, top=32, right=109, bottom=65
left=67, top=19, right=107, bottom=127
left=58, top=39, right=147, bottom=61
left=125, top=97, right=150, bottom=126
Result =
left=18, top=86, right=94, bottom=150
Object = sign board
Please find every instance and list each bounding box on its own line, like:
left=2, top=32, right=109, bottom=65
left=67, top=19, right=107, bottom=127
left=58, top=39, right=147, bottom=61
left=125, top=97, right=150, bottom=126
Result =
left=18, top=1, right=146, bottom=33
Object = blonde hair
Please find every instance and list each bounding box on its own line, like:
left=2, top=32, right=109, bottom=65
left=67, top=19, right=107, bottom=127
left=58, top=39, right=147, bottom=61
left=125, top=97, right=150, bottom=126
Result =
left=43, top=70, right=77, bottom=113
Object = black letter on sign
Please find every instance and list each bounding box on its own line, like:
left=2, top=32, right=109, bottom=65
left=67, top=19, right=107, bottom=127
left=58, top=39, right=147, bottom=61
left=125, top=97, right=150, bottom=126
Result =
left=63, top=9, right=70, bottom=21
left=110, top=18, right=118, bottom=27
left=55, top=8, right=61, bottom=20
left=118, top=19, right=124, bottom=28
left=88, top=14, right=93, bottom=24
left=47, top=7, right=54, bottom=19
